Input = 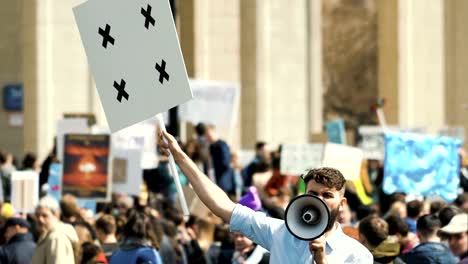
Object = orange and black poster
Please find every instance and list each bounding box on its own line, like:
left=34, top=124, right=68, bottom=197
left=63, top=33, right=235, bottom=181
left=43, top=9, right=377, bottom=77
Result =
left=63, top=134, right=110, bottom=200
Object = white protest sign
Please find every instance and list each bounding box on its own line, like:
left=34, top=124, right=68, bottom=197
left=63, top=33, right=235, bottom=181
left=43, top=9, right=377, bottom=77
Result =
left=112, top=148, right=143, bottom=196
left=358, top=126, right=429, bottom=161
left=179, top=80, right=240, bottom=128
left=74, top=0, right=193, bottom=132
left=57, top=118, right=88, bottom=163
left=439, top=126, right=465, bottom=143
left=358, top=126, right=386, bottom=161
left=11, top=171, right=39, bottom=213
left=280, top=143, right=324, bottom=176
left=322, top=143, right=363, bottom=181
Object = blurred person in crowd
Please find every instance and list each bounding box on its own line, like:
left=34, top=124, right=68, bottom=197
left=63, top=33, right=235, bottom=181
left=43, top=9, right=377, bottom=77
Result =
left=264, top=155, right=294, bottom=199
left=430, top=200, right=447, bottom=215
left=205, top=224, right=223, bottom=264
left=358, top=215, right=402, bottom=264
left=459, top=148, right=468, bottom=193
left=165, top=207, right=207, bottom=263
left=39, top=142, right=57, bottom=195
left=143, top=150, right=188, bottom=202
left=231, top=151, right=244, bottom=200
left=0, top=217, right=36, bottom=263
left=385, top=214, right=419, bottom=254
left=79, top=241, right=108, bottom=264
left=0, top=151, right=17, bottom=202
left=232, top=232, right=269, bottom=264
left=60, top=194, right=96, bottom=241
left=380, top=193, right=406, bottom=219
left=400, top=214, right=457, bottom=264
left=195, top=122, right=213, bottom=175
left=184, top=139, right=204, bottom=171
left=22, top=152, right=40, bottom=172
left=405, top=199, right=424, bottom=233
left=454, top=193, right=468, bottom=213
left=160, top=220, right=185, bottom=263
left=203, top=124, right=236, bottom=195
left=110, top=210, right=162, bottom=264
left=95, top=214, right=118, bottom=261
left=439, top=213, right=468, bottom=263
left=159, top=131, right=373, bottom=263
left=384, top=201, right=407, bottom=220
left=242, top=142, right=270, bottom=189
left=262, top=187, right=291, bottom=220
left=439, top=206, right=463, bottom=227
left=32, top=196, right=79, bottom=264
left=367, top=160, right=384, bottom=203
left=251, top=160, right=272, bottom=199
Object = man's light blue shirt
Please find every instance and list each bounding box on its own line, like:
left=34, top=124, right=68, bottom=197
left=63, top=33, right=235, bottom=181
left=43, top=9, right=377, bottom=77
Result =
left=230, top=204, right=373, bottom=263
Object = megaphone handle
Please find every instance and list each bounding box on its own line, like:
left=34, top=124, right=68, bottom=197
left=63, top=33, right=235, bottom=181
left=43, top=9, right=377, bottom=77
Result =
left=156, top=114, right=190, bottom=216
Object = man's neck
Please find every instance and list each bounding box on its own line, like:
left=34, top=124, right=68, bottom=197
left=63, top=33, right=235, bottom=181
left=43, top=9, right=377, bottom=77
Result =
left=102, top=235, right=117, bottom=244
left=324, top=222, right=339, bottom=238
left=420, top=235, right=440, bottom=243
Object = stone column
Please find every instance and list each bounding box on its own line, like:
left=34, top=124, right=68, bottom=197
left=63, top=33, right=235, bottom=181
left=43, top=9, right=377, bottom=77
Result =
left=0, top=0, right=23, bottom=158
left=445, top=0, right=468, bottom=145
left=240, top=0, right=322, bottom=148
left=22, top=0, right=101, bottom=159
left=378, top=0, right=446, bottom=133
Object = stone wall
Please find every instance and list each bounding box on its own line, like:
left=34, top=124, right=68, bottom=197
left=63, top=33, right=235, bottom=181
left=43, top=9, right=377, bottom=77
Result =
left=322, top=0, right=378, bottom=132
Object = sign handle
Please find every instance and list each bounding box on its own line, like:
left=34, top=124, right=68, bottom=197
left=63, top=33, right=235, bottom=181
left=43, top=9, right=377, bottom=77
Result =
left=156, top=114, right=190, bottom=216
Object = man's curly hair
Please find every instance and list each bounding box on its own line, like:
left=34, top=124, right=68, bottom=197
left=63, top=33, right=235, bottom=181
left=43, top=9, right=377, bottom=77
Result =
left=302, top=167, right=346, bottom=191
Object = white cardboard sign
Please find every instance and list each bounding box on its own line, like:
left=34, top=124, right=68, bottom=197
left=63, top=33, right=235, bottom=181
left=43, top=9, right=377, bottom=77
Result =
left=74, top=0, right=193, bottom=132
left=280, top=143, right=324, bottom=176
left=322, top=143, right=363, bottom=181
left=11, top=171, right=39, bottom=213
left=111, top=148, right=143, bottom=196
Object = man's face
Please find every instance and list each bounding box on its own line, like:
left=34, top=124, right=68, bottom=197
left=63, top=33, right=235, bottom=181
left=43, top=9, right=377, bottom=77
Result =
left=306, top=180, right=346, bottom=230
left=35, top=207, right=58, bottom=232
left=447, top=232, right=468, bottom=257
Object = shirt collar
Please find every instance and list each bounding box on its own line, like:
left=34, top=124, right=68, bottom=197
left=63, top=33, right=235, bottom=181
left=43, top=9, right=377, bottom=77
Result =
left=325, top=223, right=344, bottom=251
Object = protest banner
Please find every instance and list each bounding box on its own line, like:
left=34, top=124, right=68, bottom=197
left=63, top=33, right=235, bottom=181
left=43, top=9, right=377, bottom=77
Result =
left=280, top=143, right=324, bottom=176
left=325, top=119, right=346, bottom=144
left=321, top=143, right=364, bottom=181
left=47, top=163, right=62, bottom=201
left=57, top=118, right=88, bottom=164
left=112, top=148, right=143, bottom=196
left=179, top=80, right=240, bottom=128
left=11, top=171, right=39, bottom=213
left=383, top=132, right=462, bottom=202
left=62, top=134, right=111, bottom=201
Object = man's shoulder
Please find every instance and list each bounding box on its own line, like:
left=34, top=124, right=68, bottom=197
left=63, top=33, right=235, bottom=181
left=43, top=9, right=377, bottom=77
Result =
left=335, top=233, right=373, bottom=259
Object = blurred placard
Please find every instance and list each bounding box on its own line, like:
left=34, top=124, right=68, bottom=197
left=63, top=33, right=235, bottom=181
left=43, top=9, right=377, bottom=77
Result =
left=11, top=171, right=39, bottom=213
left=322, top=143, right=363, bottom=181
left=179, top=80, right=239, bottom=128
left=280, top=143, right=324, bottom=176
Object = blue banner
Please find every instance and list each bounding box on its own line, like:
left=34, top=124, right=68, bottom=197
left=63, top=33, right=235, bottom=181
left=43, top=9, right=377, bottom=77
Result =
left=383, top=132, right=462, bottom=202
left=325, top=119, right=346, bottom=144
left=47, top=163, right=62, bottom=202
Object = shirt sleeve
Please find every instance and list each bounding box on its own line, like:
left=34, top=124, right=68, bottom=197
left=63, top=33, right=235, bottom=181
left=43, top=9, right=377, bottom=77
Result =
left=230, top=204, right=283, bottom=250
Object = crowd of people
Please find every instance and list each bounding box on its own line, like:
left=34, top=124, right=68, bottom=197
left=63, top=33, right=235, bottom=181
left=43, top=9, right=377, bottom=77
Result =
left=0, top=122, right=466, bottom=263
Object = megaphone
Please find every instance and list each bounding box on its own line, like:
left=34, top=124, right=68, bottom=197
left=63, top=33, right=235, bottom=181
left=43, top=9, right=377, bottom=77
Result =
left=284, top=194, right=331, bottom=240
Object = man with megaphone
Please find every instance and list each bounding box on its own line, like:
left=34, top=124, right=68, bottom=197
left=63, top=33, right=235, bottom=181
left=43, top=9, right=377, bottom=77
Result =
left=159, top=131, right=372, bottom=263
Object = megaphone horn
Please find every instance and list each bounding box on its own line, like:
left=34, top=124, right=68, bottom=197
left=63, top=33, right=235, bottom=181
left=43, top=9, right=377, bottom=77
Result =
left=284, top=194, right=331, bottom=241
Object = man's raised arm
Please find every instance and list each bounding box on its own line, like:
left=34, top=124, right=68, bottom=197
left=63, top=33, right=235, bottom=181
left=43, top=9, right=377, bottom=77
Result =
left=159, top=131, right=236, bottom=222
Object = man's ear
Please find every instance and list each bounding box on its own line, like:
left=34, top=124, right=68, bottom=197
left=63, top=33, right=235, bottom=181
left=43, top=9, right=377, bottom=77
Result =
left=339, top=197, right=347, bottom=212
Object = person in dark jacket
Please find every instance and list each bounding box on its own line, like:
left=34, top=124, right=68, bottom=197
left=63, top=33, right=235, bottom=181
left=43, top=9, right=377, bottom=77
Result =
left=0, top=217, right=36, bottom=264
left=204, top=124, right=236, bottom=195
left=110, top=210, right=162, bottom=264
left=400, top=214, right=458, bottom=264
